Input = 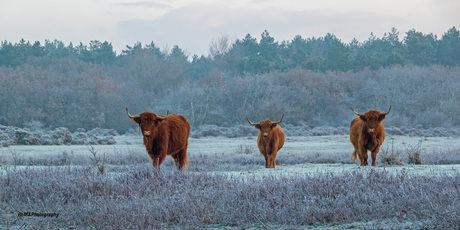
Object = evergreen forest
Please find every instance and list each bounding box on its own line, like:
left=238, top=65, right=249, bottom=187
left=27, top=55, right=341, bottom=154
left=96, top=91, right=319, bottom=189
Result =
left=1, top=27, right=460, bottom=133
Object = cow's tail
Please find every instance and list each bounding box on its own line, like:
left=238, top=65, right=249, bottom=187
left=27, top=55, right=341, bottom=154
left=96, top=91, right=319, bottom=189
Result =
left=177, top=149, right=189, bottom=170
left=351, top=150, right=357, bottom=163
left=182, top=154, right=189, bottom=169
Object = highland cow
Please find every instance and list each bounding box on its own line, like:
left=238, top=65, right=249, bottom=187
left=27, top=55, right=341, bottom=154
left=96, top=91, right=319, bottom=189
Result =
left=247, top=114, right=285, bottom=168
left=127, top=108, right=190, bottom=170
left=349, top=106, right=391, bottom=166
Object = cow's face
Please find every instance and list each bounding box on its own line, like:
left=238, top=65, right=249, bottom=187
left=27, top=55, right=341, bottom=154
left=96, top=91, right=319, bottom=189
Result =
left=358, top=110, right=387, bottom=134
left=254, top=120, right=278, bottom=138
left=131, top=112, right=161, bottom=137
left=247, top=114, right=284, bottom=138
left=351, top=106, right=391, bottom=134
left=127, top=108, right=169, bottom=137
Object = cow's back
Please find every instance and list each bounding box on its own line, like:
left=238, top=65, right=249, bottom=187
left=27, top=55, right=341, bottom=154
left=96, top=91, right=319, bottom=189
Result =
left=162, top=114, right=190, bottom=152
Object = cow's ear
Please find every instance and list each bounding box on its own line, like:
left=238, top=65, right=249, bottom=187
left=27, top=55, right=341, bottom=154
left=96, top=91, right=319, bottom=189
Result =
left=359, top=115, right=367, bottom=122
left=133, top=117, right=141, bottom=124
left=254, top=124, right=261, bottom=129
left=270, top=123, right=278, bottom=128
left=379, top=114, right=387, bottom=121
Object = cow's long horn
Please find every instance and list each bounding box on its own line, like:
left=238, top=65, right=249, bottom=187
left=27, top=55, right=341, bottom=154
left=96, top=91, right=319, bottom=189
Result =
left=126, top=108, right=140, bottom=119
left=157, top=110, right=169, bottom=120
left=380, top=106, right=392, bottom=116
left=246, top=116, right=259, bottom=126
left=350, top=107, right=364, bottom=116
left=273, top=113, right=284, bottom=124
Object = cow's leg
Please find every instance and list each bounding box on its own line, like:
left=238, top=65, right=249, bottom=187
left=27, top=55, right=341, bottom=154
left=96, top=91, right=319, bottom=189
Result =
left=363, top=150, right=369, bottom=166
left=148, top=153, right=160, bottom=172
left=371, top=148, right=379, bottom=166
left=263, top=154, right=269, bottom=168
left=151, top=157, right=161, bottom=172
left=357, top=146, right=367, bottom=166
left=151, top=154, right=166, bottom=172
left=266, top=156, right=275, bottom=168
left=270, top=151, right=278, bottom=168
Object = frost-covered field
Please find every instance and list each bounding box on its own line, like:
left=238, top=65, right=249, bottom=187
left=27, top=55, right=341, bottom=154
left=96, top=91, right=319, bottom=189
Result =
left=1, top=134, right=460, bottom=229
left=2, top=134, right=460, bottom=176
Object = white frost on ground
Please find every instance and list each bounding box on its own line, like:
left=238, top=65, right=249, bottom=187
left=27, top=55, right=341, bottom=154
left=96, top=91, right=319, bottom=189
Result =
left=1, top=135, right=459, bottom=178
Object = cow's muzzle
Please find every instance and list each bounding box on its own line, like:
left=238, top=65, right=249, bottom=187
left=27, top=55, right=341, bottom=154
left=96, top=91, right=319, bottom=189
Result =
left=143, top=131, right=151, bottom=137
left=263, top=132, right=269, bottom=137
left=368, top=128, right=375, bottom=133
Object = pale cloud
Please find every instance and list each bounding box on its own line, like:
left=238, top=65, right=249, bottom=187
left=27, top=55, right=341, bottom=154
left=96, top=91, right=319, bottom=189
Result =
left=114, top=1, right=173, bottom=9
left=1, top=0, right=459, bottom=56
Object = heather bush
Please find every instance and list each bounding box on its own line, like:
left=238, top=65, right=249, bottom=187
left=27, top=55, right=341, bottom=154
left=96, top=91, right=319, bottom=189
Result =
left=0, top=125, right=118, bottom=147
left=191, top=124, right=460, bottom=138
left=307, top=126, right=349, bottom=136
left=0, top=132, right=13, bottom=147
left=421, top=148, right=460, bottom=165
left=50, top=127, right=73, bottom=145
left=191, top=125, right=223, bottom=138
left=70, top=132, right=88, bottom=145
left=191, top=125, right=258, bottom=138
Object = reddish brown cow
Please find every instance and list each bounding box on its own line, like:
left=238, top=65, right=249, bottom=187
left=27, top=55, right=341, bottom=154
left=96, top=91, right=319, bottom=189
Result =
left=126, top=108, right=190, bottom=170
left=247, top=114, right=285, bottom=168
left=349, top=106, right=391, bottom=166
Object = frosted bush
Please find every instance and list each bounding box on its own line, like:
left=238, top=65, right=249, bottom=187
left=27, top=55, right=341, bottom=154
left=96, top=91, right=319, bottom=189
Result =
left=124, top=127, right=139, bottom=135
left=40, top=135, right=53, bottom=145
left=223, top=125, right=257, bottom=138
left=71, top=132, right=88, bottom=145
left=387, top=126, right=404, bottom=135
left=87, top=128, right=119, bottom=137
left=308, top=126, right=348, bottom=136
left=192, top=125, right=222, bottom=138
left=50, top=127, right=73, bottom=145
left=15, top=129, right=42, bottom=145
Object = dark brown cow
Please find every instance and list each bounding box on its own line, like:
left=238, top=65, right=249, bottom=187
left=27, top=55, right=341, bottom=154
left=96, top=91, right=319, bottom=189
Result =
left=247, top=114, right=285, bottom=168
left=349, top=106, right=391, bottom=166
left=126, top=108, right=190, bottom=170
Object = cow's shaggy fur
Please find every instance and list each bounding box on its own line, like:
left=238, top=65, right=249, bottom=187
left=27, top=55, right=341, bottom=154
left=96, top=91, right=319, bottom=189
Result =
left=247, top=116, right=285, bottom=168
left=127, top=109, right=190, bottom=170
left=349, top=107, right=390, bottom=166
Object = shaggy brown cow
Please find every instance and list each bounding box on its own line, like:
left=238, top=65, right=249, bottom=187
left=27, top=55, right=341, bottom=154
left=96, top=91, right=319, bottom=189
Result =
left=247, top=114, right=285, bottom=168
left=126, top=108, right=190, bottom=170
left=349, top=106, right=391, bottom=166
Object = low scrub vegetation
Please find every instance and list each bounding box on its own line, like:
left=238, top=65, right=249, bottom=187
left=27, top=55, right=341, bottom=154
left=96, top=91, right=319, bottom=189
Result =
left=0, top=124, right=118, bottom=147
left=191, top=125, right=460, bottom=138
left=1, top=163, right=459, bottom=229
left=1, top=143, right=460, bottom=229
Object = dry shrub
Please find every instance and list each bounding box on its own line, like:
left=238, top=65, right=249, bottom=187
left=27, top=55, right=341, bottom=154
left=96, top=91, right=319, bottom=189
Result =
left=380, top=140, right=404, bottom=166
left=407, top=140, right=424, bottom=165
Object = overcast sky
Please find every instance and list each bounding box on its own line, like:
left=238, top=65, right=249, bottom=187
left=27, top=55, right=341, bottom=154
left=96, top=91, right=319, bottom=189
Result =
left=1, top=0, right=459, bottom=56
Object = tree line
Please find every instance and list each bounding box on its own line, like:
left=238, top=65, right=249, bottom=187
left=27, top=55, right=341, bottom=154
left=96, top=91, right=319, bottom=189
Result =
left=1, top=27, right=460, bottom=71
left=0, top=27, right=459, bottom=133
